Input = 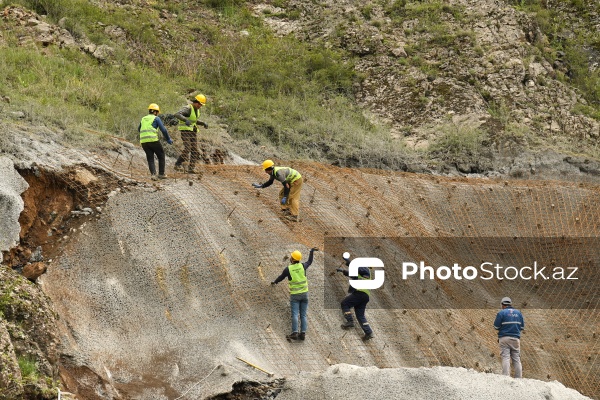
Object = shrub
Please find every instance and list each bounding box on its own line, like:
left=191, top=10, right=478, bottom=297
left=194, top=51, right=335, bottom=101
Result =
left=18, top=355, right=39, bottom=381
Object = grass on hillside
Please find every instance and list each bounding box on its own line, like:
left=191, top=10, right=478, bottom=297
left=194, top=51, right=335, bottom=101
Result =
left=1, top=0, right=410, bottom=167
left=508, top=0, right=600, bottom=112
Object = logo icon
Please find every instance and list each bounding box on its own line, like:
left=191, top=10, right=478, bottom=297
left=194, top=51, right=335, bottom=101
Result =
left=348, top=257, right=385, bottom=290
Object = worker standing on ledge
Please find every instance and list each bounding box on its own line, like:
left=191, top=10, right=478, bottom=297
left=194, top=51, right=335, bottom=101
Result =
left=173, top=94, right=209, bottom=174
left=271, top=248, right=318, bottom=341
left=252, top=160, right=303, bottom=222
left=138, top=103, right=173, bottom=181
left=336, top=252, right=374, bottom=341
left=494, top=297, right=525, bottom=378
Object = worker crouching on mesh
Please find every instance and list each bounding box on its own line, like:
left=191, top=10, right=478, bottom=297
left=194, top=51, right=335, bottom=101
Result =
left=336, top=252, right=374, bottom=341
left=252, top=160, right=303, bottom=222
left=138, top=103, right=173, bottom=181
left=271, top=248, right=318, bottom=341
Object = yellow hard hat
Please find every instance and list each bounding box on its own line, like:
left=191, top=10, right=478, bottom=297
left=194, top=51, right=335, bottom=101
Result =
left=148, top=103, right=160, bottom=112
left=194, top=94, right=207, bottom=105
left=291, top=251, right=302, bottom=261
left=262, top=160, right=274, bottom=170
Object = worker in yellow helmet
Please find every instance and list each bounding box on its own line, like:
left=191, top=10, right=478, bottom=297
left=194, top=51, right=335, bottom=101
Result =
left=271, top=247, right=318, bottom=341
left=252, top=160, right=303, bottom=222
left=138, top=103, right=173, bottom=181
left=173, top=94, right=209, bottom=174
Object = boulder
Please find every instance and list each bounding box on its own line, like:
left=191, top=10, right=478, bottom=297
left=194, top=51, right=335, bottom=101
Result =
left=0, top=157, right=28, bottom=263
left=22, top=262, right=47, bottom=281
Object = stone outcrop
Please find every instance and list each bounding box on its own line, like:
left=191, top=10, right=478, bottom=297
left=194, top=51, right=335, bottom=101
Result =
left=0, top=157, right=28, bottom=263
left=1, top=6, right=114, bottom=62
left=253, top=0, right=600, bottom=174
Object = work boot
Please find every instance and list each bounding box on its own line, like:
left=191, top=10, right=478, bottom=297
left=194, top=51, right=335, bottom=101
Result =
left=362, top=332, right=374, bottom=341
left=281, top=209, right=291, bottom=216
left=174, top=164, right=184, bottom=172
left=341, top=320, right=354, bottom=329
left=286, top=332, right=299, bottom=340
left=284, top=215, right=299, bottom=222
left=151, top=175, right=158, bottom=181
left=299, top=332, right=305, bottom=341
left=187, top=167, right=197, bottom=174
left=157, top=174, right=167, bottom=180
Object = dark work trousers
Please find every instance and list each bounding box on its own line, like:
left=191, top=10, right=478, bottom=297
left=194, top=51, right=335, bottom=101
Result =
left=141, top=141, right=165, bottom=175
left=176, top=130, right=200, bottom=168
left=341, top=291, right=372, bottom=334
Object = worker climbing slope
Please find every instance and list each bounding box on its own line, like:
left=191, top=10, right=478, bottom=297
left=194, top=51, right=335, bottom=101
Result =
left=336, top=252, right=374, bottom=341
left=271, top=248, right=318, bottom=341
left=252, top=160, right=304, bottom=222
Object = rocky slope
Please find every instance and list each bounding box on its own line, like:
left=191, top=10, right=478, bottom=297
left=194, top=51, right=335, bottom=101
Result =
left=2, top=127, right=599, bottom=399
left=255, top=0, right=600, bottom=173
left=1, top=0, right=599, bottom=176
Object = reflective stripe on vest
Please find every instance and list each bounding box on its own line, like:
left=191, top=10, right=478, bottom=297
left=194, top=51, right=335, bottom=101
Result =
left=288, top=263, right=308, bottom=295
left=178, top=105, right=198, bottom=131
left=140, top=115, right=159, bottom=143
left=273, top=167, right=301, bottom=184
left=356, top=273, right=370, bottom=296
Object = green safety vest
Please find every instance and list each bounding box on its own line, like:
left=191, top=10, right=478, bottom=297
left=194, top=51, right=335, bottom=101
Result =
left=273, top=167, right=301, bottom=184
left=288, top=262, right=308, bottom=295
left=178, top=105, right=198, bottom=131
left=356, top=272, right=371, bottom=296
left=139, top=114, right=159, bottom=143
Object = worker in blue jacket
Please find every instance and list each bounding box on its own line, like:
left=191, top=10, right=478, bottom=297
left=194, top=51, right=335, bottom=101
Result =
left=335, top=252, right=373, bottom=341
left=493, top=297, right=525, bottom=378
left=138, top=103, right=173, bottom=181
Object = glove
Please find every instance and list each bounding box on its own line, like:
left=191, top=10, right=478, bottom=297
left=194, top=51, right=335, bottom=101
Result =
left=336, top=268, right=344, bottom=273
left=167, top=139, right=173, bottom=145
left=185, top=119, right=192, bottom=126
left=271, top=281, right=276, bottom=285
left=201, top=122, right=208, bottom=129
left=252, top=183, right=262, bottom=189
left=281, top=197, right=287, bottom=205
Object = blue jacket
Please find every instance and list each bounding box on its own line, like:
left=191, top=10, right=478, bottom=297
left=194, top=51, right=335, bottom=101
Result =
left=138, top=116, right=171, bottom=142
left=494, top=307, right=525, bottom=338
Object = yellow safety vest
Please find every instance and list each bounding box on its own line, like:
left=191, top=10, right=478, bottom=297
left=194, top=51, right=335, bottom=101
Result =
left=288, top=262, right=308, bottom=295
left=273, top=167, right=301, bottom=184
left=139, top=115, right=159, bottom=143
left=178, top=105, right=198, bottom=131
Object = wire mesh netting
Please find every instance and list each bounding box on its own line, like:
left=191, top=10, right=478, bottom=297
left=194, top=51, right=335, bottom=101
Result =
left=33, top=141, right=600, bottom=399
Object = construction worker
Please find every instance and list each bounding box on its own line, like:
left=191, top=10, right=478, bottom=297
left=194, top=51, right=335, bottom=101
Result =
left=336, top=252, right=373, bottom=341
left=252, top=160, right=303, bottom=222
left=138, top=103, right=173, bottom=181
left=493, top=297, right=525, bottom=378
left=271, top=247, right=318, bottom=341
left=173, top=94, right=208, bottom=173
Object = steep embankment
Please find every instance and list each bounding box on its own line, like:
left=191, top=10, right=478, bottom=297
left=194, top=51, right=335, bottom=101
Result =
left=1, top=131, right=589, bottom=399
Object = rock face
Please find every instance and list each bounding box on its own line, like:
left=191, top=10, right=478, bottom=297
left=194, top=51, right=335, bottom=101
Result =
left=0, top=267, right=60, bottom=399
left=253, top=0, right=600, bottom=172
left=0, top=156, right=28, bottom=263
left=0, top=320, right=23, bottom=399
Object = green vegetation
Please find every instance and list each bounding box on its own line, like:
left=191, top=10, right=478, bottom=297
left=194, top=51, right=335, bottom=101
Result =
left=508, top=0, right=600, bottom=114
left=17, top=355, right=38, bottom=381
left=0, top=0, right=407, bottom=166
left=427, top=124, right=487, bottom=163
